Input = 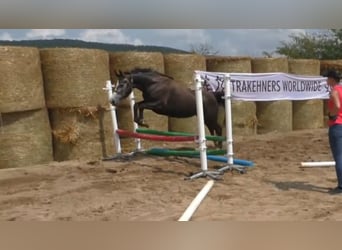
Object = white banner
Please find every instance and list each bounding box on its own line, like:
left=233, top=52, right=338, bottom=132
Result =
left=195, top=70, right=330, bottom=101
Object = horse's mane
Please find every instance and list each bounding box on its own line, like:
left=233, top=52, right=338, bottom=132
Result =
left=128, top=67, right=174, bottom=80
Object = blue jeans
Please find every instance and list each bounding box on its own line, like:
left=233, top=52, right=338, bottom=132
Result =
left=328, top=124, right=342, bottom=188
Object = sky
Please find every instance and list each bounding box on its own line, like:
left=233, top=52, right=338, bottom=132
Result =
left=0, top=29, right=325, bottom=57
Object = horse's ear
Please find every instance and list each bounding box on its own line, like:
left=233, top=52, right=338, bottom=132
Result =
left=115, top=70, right=124, bottom=78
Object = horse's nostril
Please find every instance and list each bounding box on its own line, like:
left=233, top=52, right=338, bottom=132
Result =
left=109, top=98, right=116, bottom=106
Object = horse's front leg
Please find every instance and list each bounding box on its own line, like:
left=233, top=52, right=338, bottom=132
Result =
left=133, top=102, right=147, bottom=127
left=134, top=100, right=163, bottom=128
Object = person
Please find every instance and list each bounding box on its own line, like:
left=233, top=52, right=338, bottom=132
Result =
left=325, top=69, right=342, bottom=194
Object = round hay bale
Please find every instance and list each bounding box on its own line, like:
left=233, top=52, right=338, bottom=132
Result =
left=320, top=60, right=342, bottom=74
left=252, top=57, right=292, bottom=134
left=206, top=56, right=257, bottom=136
left=231, top=101, right=257, bottom=135
left=289, top=59, right=320, bottom=76
left=40, top=48, right=110, bottom=108
left=206, top=56, right=251, bottom=72
left=256, top=101, right=292, bottom=133
left=50, top=106, right=115, bottom=161
left=109, top=52, right=167, bottom=152
left=0, top=108, right=53, bottom=169
left=252, top=57, right=289, bottom=73
left=164, top=53, right=207, bottom=134
left=289, top=59, right=323, bottom=130
left=0, top=46, right=45, bottom=113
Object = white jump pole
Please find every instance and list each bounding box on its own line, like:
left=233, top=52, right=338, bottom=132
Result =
left=224, top=75, right=234, bottom=166
left=217, top=74, right=234, bottom=172
left=178, top=180, right=215, bottom=221
left=218, top=74, right=246, bottom=173
left=105, top=80, right=121, bottom=154
left=195, top=74, right=208, bottom=173
left=128, top=91, right=142, bottom=151
left=300, top=161, right=335, bottom=167
left=188, top=74, right=221, bottom=180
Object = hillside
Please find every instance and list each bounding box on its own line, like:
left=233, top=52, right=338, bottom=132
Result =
left=0, top=38, right=191, bottom=54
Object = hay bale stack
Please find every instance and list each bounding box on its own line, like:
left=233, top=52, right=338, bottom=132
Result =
left=50, top=107, right=115, bottom=161
left=252, top=57, right=292, bottom=134
left=206, top=56, right=257, bottom=136
left=0, top=46, right=45, bottom=113
left=0, top=46, right=52, bottom=169
left=164, top=53, right=207, bottom=134
left=289, top=59, right=323, bottom=130
left=40, top=48, right=110, bottom=108
left=0, top=109, right=53, bottom=169
left=40, top=48, right=116, bottom=161
left=109, top=52, right=168, bottom=151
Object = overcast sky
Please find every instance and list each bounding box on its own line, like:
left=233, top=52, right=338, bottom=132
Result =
left=0, top=29, right=325, bottom=57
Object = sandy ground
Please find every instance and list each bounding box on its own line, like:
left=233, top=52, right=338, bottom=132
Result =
left=1, top=128, right=342, bottom=221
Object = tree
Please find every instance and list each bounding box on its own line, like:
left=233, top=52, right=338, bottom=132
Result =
left=262, top=51, right=275, bottom=58
left=266, top=29, right=342, bottom=59
left=190, top=42, right=219, bottom=56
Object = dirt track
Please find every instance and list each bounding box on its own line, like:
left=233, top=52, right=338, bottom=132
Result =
left=1, top=128, right=342, bottom=221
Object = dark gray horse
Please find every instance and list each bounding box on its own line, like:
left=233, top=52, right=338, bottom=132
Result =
left=110, top=68, right=223, bottom=144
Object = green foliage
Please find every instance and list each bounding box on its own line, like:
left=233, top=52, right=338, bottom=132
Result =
left=274, top=29, right=342, bottom=59
left=0, top=39, right=190, bottom=54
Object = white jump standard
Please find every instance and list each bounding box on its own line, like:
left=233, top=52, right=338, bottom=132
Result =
left=218, top=74, right=248, bottom=174
left=103, top=80, right=142, bottom=160
left=186, top=75, right=222, bottom=180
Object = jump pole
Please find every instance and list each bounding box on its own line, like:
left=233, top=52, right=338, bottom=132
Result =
left=128, top=90, right=142, bottom=152
left=225, top=74, right=234, bottom=166
left=187, top=74, right=222, bottom=180
left=178, top=180, right=215, bottom=221
left=300, top=161, right=335, bottom=167
left=103, top=80, right=142, bottom=160
left=218, top=74, right=249, bottom=174
left=104, top=80, right=122, bottom=155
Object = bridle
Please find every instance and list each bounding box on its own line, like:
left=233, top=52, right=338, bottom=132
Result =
left=112, top=73, right=133, bottom=94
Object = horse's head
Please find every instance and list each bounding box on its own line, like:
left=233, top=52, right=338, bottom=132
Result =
left=212, top=91, right=225, bottom=106
left=110, top=70, right=133, bottom=106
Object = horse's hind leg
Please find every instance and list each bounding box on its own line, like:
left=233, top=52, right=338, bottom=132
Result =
left=204, top=111, right=223, bottom=148
left=207, top=122, right=223, bottom=149
left=214, top=123, right=223, bottom=149
left=203, top=114, right=223, bottom=148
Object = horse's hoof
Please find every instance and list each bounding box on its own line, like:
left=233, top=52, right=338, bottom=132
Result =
left=137, top=120, right=149, bottom=128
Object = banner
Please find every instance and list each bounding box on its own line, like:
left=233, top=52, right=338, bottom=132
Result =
left=195, top=70, right=330, bottom=101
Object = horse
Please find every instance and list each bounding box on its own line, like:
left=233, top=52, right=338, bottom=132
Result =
left=110, top=68, right=223, bottom=147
